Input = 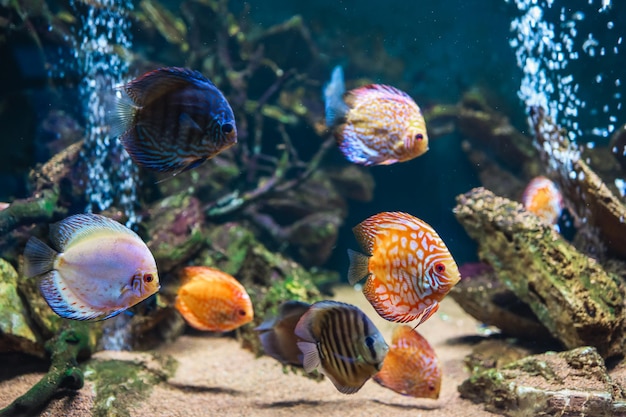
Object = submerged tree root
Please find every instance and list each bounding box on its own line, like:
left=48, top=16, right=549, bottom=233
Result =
left=0, top=327, right=91, bottom=417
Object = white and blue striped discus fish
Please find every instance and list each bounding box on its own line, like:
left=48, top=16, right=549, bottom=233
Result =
left=295, top=300, right=389, bottom=394
left=112, top=67, right=237, bottom=175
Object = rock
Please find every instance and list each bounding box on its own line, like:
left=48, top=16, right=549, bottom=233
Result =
left=0, top=259, right=43, bottom=357
left=145, top=194, right=205, bottom=274
left=609, top=123, right=626, bottom=172
left=464, top=338, right=535, bottom=375
left=459, top=346, right=625, bottom=416
left=454, top=187, right=624, bottom=358
left=451, top=262, right=555, bottom=341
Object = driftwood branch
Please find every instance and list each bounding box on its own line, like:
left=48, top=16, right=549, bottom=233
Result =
left=0, top=327, right=91, bottom=417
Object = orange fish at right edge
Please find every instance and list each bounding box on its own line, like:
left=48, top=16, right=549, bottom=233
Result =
left=348, top=211, right=461, bottom=325
left=374, top=325, right=441, bottom=399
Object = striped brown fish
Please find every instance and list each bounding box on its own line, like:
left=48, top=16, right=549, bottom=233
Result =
left=112, top=67, right=237, bottom=174
left=294, top=300, right=389, bottom=394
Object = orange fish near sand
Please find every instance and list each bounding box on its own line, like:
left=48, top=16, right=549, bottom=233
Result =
left=522, top=176, right=563, bottom=227
left=175, top=266, right=253, bottom=332
left=374, top=325, right=441, bottom=399
left=348, top=211, right=461, bottom=325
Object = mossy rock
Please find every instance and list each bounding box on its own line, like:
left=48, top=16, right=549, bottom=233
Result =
left=0, top=258, right=43, bottom=357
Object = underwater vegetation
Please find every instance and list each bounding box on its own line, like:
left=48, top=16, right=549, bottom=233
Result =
left=0, top=0, right=625, bottom=415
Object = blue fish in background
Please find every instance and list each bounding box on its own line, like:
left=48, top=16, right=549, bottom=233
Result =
left=112, top=67, right=237, bottom=174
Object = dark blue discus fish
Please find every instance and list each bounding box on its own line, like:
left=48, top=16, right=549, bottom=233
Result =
left=112, top=67, right=237, bottom=174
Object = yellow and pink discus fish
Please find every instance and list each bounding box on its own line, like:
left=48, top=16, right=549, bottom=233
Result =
left=348, top=211, right=461, bottom=325
left=374, top=325, right=441, bottom=399
left=23, top=213, right=160, bottom=321
left=324, top=65, right=429, bottom=166
left=522, top=176, right=564, bottom=226
left=175, top=266, right=253, bottom=332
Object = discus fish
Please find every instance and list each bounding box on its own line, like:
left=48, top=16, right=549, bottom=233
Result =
left=374, top=325, right=441, bottom=399
left=348, top=211, right=461, bottom=325
left=175, top=266, right=253, bottom=332
left=255, top=300, right=311, bottom=366
left=522, top=176, right=563, bottom=226
left=323, top=65, right=429, bottom=166
left=112, top=67, right=237, bottom=174
left=295, top=300, right=389, bottom=394
left=23, top=213, right=160, bottom=321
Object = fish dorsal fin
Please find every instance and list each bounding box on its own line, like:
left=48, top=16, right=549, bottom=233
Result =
left=347, top=249, right=370, bottom=285
left=352, top=220, right=378, bottom=255
left=121, top=67, right=212, bottom=107
left=50, top=213, right=137, bottom=252
left=278, top=300, right=311, bottom=318
left=297, top=341, right=321, bottom=373
left=39, top=271, right=114, bottom=321
left=23, top=237, right=58, bottom=278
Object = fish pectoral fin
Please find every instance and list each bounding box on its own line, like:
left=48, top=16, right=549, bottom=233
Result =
left=347, top=249, right=371, bottom=285
left=297, top=341, right=321, bottom=373
left=415, top=302, right=440, bottom=328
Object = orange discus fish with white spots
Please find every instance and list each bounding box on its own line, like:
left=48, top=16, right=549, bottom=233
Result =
left=348, top=211, right=461, bottom=325
left=521, top=176, right=564, bottom=227
left=374, top=325, right=442, bottom=399
left=175, top=266, right=253, bottom=332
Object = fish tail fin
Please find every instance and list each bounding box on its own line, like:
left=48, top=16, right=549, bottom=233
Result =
left=108, top=87, right=138, bottom=139
left=347, top=249, right=370, bottom=285
left=23, top=237, right=57, bottom=278
left=323, top=65, right=348, bottom=127
left=257, top=329, right=287, bottom=363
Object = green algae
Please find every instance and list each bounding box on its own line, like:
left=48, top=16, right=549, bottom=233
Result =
left=85, top=354, right=177, bottom=417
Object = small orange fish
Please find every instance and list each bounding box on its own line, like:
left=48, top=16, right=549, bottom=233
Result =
left=522, top=176, right=563, bottom=226
left=348, top=211, right=461, bottom=325
left=324, top=65, right=429, bottom=166
left=175, top=266, right=253, bottom=332
left=374, top=325, right=441, bottom=399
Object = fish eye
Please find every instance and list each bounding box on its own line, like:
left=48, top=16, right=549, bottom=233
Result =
left=238, top=309, right=247, bottom=316
left=221, top=123, right=234, bottom=134
left=415, top=133, right=424, bottom=141
left=365, top=335, right=374, bottom=348
left=144, top=273, right=154, bottom=283
left=434, top=262, right=446, bottom=273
